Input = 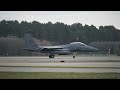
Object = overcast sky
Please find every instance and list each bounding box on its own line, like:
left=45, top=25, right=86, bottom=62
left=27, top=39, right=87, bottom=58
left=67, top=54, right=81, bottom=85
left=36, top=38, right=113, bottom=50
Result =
left=0, top=11, right=120, bottom=29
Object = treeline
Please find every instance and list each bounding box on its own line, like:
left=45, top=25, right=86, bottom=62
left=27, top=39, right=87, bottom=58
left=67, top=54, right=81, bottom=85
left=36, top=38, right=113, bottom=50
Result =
left=0, top=20, right=120, bottom=44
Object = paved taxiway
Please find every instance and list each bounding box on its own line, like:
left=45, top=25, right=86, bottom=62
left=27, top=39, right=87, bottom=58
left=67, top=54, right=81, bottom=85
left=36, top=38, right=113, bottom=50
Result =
left=0, top=56, right=120, bottom=72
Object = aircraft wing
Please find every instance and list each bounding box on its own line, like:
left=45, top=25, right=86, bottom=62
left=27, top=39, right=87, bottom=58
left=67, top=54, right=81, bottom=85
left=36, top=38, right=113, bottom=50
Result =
left=39, top=46, right=65, bottom=51
left=42, top=46, right=63, bottom=49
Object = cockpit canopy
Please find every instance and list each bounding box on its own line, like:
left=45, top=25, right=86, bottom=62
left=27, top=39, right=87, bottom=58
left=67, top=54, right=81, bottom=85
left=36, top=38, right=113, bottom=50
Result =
left=70, top=42, right=87, bottom=46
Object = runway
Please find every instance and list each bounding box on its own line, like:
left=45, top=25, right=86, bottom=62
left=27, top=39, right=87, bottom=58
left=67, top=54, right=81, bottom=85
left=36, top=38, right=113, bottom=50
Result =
left=0, top=67, right=120, bottom=73
left=0, top=56, right=120, bottom=63
left=0, top=56, right=120, bottom=73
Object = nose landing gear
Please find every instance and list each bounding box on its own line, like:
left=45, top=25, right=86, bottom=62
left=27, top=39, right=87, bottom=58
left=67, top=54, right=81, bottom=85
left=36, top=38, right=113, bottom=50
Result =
left=73, top=52, right=76, bottom=58
left=73, top=55, right=75, bottom=58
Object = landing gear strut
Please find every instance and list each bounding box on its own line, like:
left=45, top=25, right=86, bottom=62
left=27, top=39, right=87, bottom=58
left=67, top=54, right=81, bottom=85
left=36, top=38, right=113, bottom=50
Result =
left=49, top=54, right=55, bottom=58
left=73, top=52, right=76, bottom=58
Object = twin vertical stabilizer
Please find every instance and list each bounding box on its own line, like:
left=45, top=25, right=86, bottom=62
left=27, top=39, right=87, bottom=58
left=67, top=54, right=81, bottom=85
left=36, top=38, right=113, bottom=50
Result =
left=24, top=34, right=38, bottom=50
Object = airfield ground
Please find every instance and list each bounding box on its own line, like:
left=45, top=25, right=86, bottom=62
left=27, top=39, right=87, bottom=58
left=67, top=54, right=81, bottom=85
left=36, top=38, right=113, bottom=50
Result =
left=0, top=72, right=120, bottom=79
left=0, top=55, right=120, bottom=79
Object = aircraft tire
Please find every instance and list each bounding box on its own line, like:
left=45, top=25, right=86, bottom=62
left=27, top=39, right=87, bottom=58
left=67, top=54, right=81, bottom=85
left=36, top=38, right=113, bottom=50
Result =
left=73, top=56, right=75, bottom=58
left=49, top=54, right=55, bottom=58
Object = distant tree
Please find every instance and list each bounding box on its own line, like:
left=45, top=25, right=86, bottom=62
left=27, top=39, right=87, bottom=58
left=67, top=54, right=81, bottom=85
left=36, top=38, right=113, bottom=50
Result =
left=0, top=20, right=120, bottom=45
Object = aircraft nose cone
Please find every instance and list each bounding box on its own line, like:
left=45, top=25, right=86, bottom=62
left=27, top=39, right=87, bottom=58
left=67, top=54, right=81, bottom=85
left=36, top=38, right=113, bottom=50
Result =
left=92, top=47, right=100, bottom=52
left=89, top=46, right=100, bottom=52
left=94, top=48, right=100, bottom=51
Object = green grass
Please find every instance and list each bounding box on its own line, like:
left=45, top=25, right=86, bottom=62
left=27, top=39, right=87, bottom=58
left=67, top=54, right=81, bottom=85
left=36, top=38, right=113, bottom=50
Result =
left=0, top=72, right=120, bottom=79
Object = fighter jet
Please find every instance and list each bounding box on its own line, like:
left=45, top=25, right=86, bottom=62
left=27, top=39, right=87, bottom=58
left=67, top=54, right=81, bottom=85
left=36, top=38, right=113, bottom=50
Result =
left=24, top=34, right=99, bottom=58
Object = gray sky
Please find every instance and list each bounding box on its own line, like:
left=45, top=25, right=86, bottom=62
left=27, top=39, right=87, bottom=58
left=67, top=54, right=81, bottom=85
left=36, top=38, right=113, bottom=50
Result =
left=0, top=11, right=120, bottom=29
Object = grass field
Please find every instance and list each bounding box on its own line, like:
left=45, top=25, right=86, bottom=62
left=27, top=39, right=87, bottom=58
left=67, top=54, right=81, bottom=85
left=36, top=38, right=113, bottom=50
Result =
left=0, top=72, right=120, bottom=79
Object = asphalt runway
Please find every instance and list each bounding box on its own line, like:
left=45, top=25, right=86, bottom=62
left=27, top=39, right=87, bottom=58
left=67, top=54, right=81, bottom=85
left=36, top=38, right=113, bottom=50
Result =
left=0, top=56, right=120, bottom=63
left=0, top=56, right=120, bottom=72
left=0, top=67, right=120, bottom=73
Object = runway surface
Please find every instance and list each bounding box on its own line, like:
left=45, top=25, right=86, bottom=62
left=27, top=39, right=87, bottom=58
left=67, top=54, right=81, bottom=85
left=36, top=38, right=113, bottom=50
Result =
left=0, top=56, right=120, bottom=63
left=0, top=56, right=120, bottom=72
left=0, top=67, right=120, bottom=73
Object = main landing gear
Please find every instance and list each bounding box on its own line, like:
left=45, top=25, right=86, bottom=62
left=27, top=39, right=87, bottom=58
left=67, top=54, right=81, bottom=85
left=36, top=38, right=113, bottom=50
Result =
left=49, top=54, right=55, bottom=58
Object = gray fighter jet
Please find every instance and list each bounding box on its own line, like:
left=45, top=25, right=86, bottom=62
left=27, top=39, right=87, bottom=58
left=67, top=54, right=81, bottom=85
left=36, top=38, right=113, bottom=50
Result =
left=24, top=34, right=99, bottom=58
